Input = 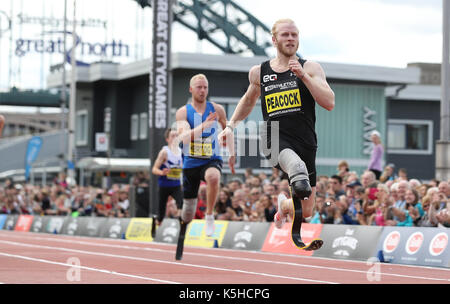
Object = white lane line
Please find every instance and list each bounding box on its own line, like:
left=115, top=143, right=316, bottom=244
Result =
left=2, top=233, right=448, bottom=283
left=0, top=252, right=181, bottom=284
left=0, top=251, right=180, bottom=284
left=0, top=239, right=337, bottom=284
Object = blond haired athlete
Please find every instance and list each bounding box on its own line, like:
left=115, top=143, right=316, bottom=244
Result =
left=219, top=19, right=334, bottom=249
left=175, top=74, right=235, bottom=242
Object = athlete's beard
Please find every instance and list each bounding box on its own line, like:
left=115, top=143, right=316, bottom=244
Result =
left=276, top=41, right=299, bottom=58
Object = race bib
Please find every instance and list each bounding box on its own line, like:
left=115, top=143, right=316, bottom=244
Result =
left=166, top=168, right=182, bottom=180
left=189, top=137, right=213, bottom=158
left=264, top=88, right=302, bottom=117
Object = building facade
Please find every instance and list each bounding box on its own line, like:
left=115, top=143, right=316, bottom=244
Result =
left=45, top=52, right=423, bottom=182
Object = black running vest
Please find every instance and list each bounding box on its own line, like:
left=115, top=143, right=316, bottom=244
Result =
left=260, top=59, right=317, bottom=150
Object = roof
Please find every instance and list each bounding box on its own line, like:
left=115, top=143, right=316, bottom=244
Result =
left=47, top=52, right=420, bottom=87
left=76, top=157, right=151, bottom=172
left=385, top=84, right=440, bottom=101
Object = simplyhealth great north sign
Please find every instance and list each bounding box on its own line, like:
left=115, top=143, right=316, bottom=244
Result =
left=14, top=30, right=130, bottom=66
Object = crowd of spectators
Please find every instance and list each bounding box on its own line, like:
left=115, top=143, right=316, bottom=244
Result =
left=0, top=173, right=131, bottom=218
left=1, top=164, right=449, bottom=228
left=201, top=163, right=449, bottom=228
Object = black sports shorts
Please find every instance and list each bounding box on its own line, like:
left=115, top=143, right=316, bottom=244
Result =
left=182, top=159, right=223, bottom=199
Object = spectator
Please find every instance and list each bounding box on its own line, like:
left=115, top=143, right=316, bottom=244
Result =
left=417, top=183, right=431, bottom=201
left=214, top=189, right=232, bottom=220
left=395, top=180, right=409, bottom=210
left=323, top=197, right=342, bottom=224
left=227, top=178, right=242, bottom=196
left=416, top=194, right=436, bottom=227
left=262, top=183, right=276, bottom=196
left=260, top=194, right=276, bottom=222
left=329, top=175, right=346, bottom=199
left=361, top=170, right=376, bottom=188
left=336, top=194, right=357, bottom=225
left=397, top=168, right=408, bottom=181
left=405, top=188, right=423, bottom=226
left=367, top=130, right=384, bottom=180
left=118, top=189, right=130, bottom=216
left=195, top=183, right=207, bottom=219
left=379, top=163, right=397, bottom=183
left=438, top=180, right=450, bottom=200
left=165, top=198, right=179, bottom=219
left=228, top=194, right=244, bottom=221
left=337, top=160, right=350, bottom=180
left=309, top=193, right=326, bottom=224
left=371, top=183, right=390, bottom=226
left=252, top=199, right=267, bottom=222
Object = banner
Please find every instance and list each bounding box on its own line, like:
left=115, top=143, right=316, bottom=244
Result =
left=125, top=217, right=154, bottom=242
left=376, top=227, right=449, bottom=268
left=99, top=218, right=131, bottom=239
left=261, top=223, right=323, bottom=256
left=185, top=219, right=229, bottom=248
left=78, top=217, right=107, bottom=237
left=154, top=218, right=180, bottom=244
left=14, top=215, right=34, bottom=232
left=0, top=215, right=7, bottom=229
left=4, top=215, right=19, bottom=230
left=45, top=216, right=66, bottom=234
left=313, top=225, right=383, bottom=261
left=30, top=216, right=50, bottom=233
left=24, top=136, right=43, bottom=180
left=60, top=216, right=81, bottom=236
left=221, top=222, right=271, bottom=251
left=148, top=0, right=173, bottom=218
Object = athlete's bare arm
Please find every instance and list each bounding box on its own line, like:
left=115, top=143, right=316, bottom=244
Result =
left=227, top=65, right=262, bottom=129
left=212, top=102, right=236, bottom=174
left=288, top=60, right=335, bottom=111
left=175, top=106, right=217, bottom=145
left=152, top=148, right=169, bottom=176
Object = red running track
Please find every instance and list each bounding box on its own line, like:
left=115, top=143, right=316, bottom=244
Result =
left=0, top=230, right=449, bottom=284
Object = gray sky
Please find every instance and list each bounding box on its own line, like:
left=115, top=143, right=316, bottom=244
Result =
left=0, top=0, right=444, bottom=95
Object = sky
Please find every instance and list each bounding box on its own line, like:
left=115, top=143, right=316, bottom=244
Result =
left=0, top=0, right=444, bottom=102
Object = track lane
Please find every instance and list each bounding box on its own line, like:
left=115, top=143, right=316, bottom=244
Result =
left=0, top=230, right=448, bottom=284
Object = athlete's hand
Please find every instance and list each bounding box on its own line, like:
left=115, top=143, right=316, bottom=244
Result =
left=228, top=155, right=236, bottom=175
left=202, top=112, right=218, bottom=130
left=161, top=168, right=170, bottom=176
left=288, top=59, right=305, bottom=80
left=219, top=126, right=236, bottom=174
left=218, top=126, right=233, bottom=148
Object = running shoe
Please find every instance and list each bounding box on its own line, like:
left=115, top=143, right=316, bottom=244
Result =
left=274, top=211, right=286, bottom=229
left=205, top=214, right=215, bottom=237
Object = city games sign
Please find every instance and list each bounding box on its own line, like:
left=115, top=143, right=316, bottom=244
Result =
left=148, top=0, right=172, bottom=217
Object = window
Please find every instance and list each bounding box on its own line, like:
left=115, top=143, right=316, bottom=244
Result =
left=130, top=114, right=138, bottom=141
left=387, top=119, right=433, bottom=154
left=76, top=110, right=88, bottom=146
left=139, top=112, right=148, bottom=140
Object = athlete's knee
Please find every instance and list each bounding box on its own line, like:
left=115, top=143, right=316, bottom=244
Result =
left=181, top=198, right=197, bottom=223
left=205, top=169, right=220, bottom=186
left=291, top=179, right=312, bottom=200
left=278, top=149, right=309, bottom=183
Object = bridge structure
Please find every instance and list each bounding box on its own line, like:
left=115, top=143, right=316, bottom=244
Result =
left=1, top=0, right=273, bottom=109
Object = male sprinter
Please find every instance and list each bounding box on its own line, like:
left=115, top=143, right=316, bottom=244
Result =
left=219, top=19, right=334, bottom=250
left=151, top=128, right=183, bottom=226
left=175, top=74, right=235, bottom=260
